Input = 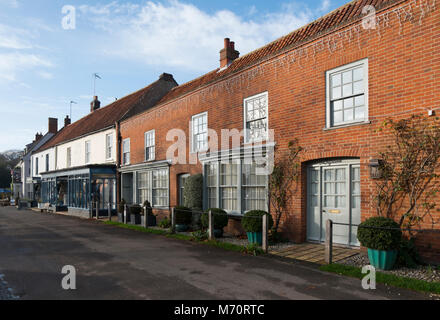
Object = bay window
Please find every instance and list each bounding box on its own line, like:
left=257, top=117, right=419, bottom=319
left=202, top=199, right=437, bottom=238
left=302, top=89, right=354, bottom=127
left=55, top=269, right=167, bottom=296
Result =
left=204, top=158, right=268, bottom=214
left=136, top=168, right=169, bottom=207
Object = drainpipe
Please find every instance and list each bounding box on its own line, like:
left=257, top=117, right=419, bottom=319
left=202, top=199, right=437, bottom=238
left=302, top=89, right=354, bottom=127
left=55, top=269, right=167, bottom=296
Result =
left=115, top=121, right=121, bottom=206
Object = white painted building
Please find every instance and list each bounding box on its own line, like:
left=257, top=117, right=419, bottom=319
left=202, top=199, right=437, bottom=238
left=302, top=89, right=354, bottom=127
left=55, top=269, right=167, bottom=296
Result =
left=30, top=74, right=178, bottom=217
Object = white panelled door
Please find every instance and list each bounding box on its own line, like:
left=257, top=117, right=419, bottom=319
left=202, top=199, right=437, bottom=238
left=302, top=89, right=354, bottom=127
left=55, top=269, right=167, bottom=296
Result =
left=307, top=160, right=361, bottom=246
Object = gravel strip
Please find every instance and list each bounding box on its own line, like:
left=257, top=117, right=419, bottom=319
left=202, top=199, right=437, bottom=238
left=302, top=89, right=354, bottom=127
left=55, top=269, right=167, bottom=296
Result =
left=339, top=254, right=440, bottom=283
left=0, top=274, right=19, bottom=300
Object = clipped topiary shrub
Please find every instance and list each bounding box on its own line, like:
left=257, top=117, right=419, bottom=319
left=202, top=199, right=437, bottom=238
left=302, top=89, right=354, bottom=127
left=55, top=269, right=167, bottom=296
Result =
left=175, top=206, right=192, bottom=225
left=118, top=199, right=126, bottom=213
left=201, top=208, right=229, bottom=229
left=242, top=210, right=273, bottom=233
left=129, top=204, right=142, bottom=215
left=357, top=217, right=402, bottom=251
left=183, top=174, right=203, bottom=209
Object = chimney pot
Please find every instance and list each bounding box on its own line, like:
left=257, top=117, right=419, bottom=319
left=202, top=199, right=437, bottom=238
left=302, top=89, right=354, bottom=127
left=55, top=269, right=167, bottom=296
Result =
left=224, top=38, right=230, bottom=49
left=90, top=96, right=101, bottom=113
left=64, top=115, right=71, bottom=127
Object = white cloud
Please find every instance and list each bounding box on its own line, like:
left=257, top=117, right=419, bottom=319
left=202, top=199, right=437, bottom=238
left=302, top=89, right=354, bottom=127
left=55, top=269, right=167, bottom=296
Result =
left=319, top=0, right=331, bottom=13
left=0, top=53, right=53, bottom=82
left=0, top=0, right=19, bottom=8
left=79, top=0, right=314, bottom=71
left=0, top=24, right=33, bottom=49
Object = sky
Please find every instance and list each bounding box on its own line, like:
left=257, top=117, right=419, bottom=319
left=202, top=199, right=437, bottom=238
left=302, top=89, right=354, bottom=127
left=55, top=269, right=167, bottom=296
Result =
left=0, top=0, right=349, bottom=152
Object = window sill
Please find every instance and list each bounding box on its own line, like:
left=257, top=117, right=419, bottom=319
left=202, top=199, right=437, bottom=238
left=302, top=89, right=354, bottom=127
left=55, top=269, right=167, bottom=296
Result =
left=323, top=120, right=371, bottom=131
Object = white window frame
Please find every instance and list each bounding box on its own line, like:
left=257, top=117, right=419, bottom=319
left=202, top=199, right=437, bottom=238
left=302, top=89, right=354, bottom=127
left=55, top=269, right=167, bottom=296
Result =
left=191, top=112, right=208, bottom=153
left=325, top=59, right=369, bottom=128
left=136, top=168, right=169, bottom=208
left=203, top=158, right=269, bottom=215
left=66, top=147, right=72, bottom=168
left=244, top=91, right=269, bottom=144
left=122, top=138, right=130, bottom=165
left=85, top=141, right=91, bottom=164
left=145, top=130, right=155, bottom=162
left=106, top=133, right=113, bottom=160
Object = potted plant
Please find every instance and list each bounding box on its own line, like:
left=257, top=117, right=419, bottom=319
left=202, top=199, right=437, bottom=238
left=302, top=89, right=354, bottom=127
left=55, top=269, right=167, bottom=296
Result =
left=141, top=201, right=157, bottom=227
left=201, top=208, right=229, bottom=238
left=174, top=206, right=192, bottom=232
left=357, top=217, right=402, bottom=270
left=242, top=210, right=273, bottom=245
left=130, top=204, right=142, bottom=225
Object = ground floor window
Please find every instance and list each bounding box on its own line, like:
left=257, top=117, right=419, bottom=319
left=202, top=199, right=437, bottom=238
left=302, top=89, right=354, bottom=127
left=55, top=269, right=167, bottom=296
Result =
left=136, top=168, right=169, bottom=208
left=204, top=159, right=268, bottom=214
left=41, top=179, right=57, bottom=205
left=92, top=178, right=116, bottom=210
left=68, top=175, right=90, bottom=209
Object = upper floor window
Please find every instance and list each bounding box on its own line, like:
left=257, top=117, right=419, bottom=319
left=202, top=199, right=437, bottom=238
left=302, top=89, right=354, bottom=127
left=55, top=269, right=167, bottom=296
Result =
left=35, top=157, right=39, bottom=175
left=244, top=92, right=268, bottom=143
left=45, top=154, right=49, bottom=172
left=191, top=112, right=208, bottom=153
left=326, top=59, right=368, bottom=128
left=85, top=141, right=91, bottom=164
left=145, top=130, right=155, bottom=161
left=122, top=138, right=130, bottom=165
left=67, top=147, right=72, bottom=168
left=106, top=134, right=113, bottom=160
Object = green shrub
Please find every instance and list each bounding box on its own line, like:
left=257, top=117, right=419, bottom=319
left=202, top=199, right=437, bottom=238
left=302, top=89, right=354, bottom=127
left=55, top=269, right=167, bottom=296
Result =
left=192, top=230, right=208, bottom=241
left=183, top=174, right=203, bottom=209
left=357, top=217, right=402, bottom=251
left=397, top=238, right=422, bottom=268
left=201, top=208, right=229, bottom=229
left=159, top=217, right=171, bottom=229
left=129, top=204, right=142, bottom=215
left=118, top=199, right=126, bottom=213
left=241, top=210, right=273, bottom=233
left=175, top=206, right=192, bottom=225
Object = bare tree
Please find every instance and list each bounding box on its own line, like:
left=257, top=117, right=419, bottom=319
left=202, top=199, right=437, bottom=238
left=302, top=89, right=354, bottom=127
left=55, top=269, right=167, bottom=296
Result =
left=374, top=115, right=440, bottom=230
left=268, top=139, right=303, bottom=233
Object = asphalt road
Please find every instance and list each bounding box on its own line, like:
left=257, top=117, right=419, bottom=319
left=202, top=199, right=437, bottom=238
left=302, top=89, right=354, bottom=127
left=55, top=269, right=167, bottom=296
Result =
left=0, top=206, right=431, bottom=300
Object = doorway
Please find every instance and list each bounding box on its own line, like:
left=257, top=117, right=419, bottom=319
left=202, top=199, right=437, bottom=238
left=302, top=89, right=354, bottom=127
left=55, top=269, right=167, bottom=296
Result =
left=307, top=159, right=361, bottom=246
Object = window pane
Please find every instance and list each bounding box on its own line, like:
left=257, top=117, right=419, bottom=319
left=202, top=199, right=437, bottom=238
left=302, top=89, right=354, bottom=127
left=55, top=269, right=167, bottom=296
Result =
left=331, top=73, right=341, bottom=86
left=353, top=81, right=364, bottom=94
left=333, top=100, right=342, bottom=111
left=344, top=98, right=353, bottom=109
left=353, top=67, right=363, bottom=81
left=332, top=87, right=341, bottom=99
left=333, top=111, right=343, bottom=123
left=355, top=107, right=365, bottom=120
left=343, top=84, right=352, bottom=97
left=344, top=109, right=353, bottom=121
left=355, top=95, right=365, bottom=107
left=342, top=70, right=352, bottom=84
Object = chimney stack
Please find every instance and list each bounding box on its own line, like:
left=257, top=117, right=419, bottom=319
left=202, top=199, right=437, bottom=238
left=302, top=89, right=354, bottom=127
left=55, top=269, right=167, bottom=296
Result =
left=90, top=96, right=101, bottom=113
left=35, top=132, right=43, bottom=141
left=64, top=115, right=71, bottom=127
left=48, top=117, right=58, bottom=134
left=220, top=38, right=239, bottom=69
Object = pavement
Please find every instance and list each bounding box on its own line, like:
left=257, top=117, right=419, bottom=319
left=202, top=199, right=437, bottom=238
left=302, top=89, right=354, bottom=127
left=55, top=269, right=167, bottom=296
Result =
left=0, top=206, right=432, bottom=300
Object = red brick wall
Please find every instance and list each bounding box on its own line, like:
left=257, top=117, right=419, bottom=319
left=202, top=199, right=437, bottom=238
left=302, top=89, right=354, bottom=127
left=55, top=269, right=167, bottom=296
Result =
left=120, top=1, right=440, bottom=261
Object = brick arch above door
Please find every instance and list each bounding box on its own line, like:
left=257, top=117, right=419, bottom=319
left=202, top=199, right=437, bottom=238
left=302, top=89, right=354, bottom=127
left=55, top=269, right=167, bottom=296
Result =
left=299, top=147, right=368, bottom=164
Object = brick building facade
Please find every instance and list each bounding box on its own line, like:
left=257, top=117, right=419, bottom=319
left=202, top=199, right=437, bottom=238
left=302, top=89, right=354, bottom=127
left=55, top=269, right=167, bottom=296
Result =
left=118, top=0, right=440, bottom=261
